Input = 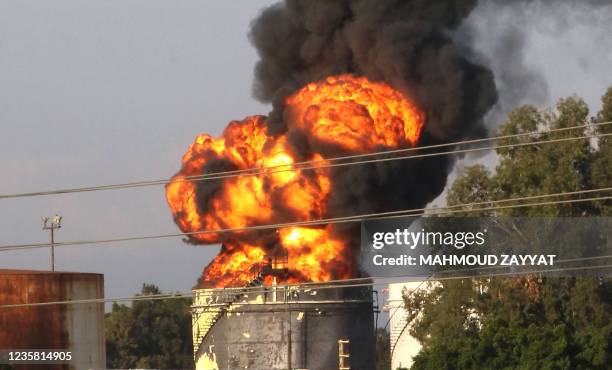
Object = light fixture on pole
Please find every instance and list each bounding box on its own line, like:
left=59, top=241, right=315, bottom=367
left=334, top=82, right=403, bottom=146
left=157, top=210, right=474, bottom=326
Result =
left=42, top=214, right=62, bottom=271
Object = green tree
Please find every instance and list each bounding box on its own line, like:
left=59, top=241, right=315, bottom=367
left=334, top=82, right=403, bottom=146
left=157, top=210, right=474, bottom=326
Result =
left=105, top=283, right=194, bottom=369
left=403, top=89, right=612, bottom=369
left=592, top=87, right=612, bottom=216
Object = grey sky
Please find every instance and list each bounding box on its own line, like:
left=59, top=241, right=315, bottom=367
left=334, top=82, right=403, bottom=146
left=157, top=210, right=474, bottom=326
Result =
left=1, top=1, right=611, bottom=301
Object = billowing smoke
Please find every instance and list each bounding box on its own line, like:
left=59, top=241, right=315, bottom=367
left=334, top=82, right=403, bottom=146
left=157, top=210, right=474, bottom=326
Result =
left=248, top=0, right=497, bottom=233
left=459, top=0, right=612, bottom=126
left=251, top=0, right=497, bottom=141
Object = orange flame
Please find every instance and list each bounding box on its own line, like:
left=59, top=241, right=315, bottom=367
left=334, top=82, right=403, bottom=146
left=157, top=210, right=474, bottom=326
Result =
left=166, top=74, right=424, bottom=287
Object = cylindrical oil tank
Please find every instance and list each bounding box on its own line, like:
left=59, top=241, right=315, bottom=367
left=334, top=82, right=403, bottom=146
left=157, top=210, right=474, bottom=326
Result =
left=192, top=281, right=375, bottom=370
left=0, top=269, right=106, bottom=370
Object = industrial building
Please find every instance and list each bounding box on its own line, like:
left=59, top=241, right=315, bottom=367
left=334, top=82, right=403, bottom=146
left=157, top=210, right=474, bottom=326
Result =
left=191, top=279, right=376, bottom=370
left=0, top=269, right=106, bottom=370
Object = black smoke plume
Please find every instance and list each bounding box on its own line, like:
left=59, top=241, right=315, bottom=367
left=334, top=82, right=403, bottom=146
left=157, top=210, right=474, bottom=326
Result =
left=248, top=0, right=497, bottom=230
left=250, top=0, right=497, bottom=141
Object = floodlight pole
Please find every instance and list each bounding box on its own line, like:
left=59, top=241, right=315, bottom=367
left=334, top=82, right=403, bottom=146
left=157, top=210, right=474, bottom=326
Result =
left=42, top=215, right=62, bottom=271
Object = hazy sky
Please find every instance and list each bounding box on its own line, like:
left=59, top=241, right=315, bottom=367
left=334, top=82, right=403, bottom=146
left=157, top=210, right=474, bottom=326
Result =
left=1, top=1, right=611, bottom=302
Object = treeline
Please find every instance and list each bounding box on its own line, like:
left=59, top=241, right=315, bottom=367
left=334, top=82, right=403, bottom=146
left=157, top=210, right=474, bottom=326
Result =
left=398, top=88, right=612, bottom=369
left=105, top=283, right=193, bottom=369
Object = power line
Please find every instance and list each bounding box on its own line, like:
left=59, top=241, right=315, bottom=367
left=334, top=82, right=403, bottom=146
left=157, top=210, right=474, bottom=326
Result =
left=2, top=190, right=610, bottom=251
left=434, top=254, right=612, bottom=277
left=387, top=260, right=612, bottom=357
left=0, top=187, right=610, bottom=252
left=1, top=121, right=609, bottom=200
left=199, top=252, right=612, bottom=296
left=383, top=280, right=425, bottom=331
left=2, top=262, right=611, bottom=309
left=382, top=253, right=612, bottom=332
left=381, top=245, right=612, bottom=333
left=0, top=292, right=193, bottom=309
left=228, top=132, right=611, bottom=186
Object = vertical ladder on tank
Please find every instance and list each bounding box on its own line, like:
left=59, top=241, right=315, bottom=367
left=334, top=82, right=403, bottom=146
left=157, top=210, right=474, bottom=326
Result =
left=338, top=338, right=351, bottom=370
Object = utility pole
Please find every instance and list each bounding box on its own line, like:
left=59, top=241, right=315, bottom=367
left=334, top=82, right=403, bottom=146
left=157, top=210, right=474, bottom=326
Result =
left=42, top=215, right=62, bottom=271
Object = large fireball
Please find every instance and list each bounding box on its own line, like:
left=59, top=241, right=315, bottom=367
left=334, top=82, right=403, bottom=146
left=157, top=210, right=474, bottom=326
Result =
left=166, top=74, right=424, bottom=287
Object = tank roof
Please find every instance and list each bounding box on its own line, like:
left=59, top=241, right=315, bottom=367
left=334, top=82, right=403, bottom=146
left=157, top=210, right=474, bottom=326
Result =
left=0, top=268, right=103, bottom=276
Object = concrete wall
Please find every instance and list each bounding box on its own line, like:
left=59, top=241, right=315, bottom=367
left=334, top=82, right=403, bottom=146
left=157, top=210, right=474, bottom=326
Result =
left=0, top=269, right=105, bottom=370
